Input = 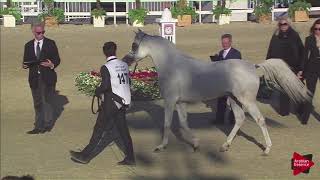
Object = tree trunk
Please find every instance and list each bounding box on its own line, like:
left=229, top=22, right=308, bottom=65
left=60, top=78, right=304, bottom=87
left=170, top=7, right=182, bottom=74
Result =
left=136, top=0, right=141, bottom=9
left=96, top=0, right=102, bottom=9
left=6, top=0, right=12, bottom=8
left=218, top=0, right=226, bottom=8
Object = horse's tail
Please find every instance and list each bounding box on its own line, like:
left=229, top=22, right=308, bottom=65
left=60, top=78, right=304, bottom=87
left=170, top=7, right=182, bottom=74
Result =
left=256, top=58, right=312, bottom=105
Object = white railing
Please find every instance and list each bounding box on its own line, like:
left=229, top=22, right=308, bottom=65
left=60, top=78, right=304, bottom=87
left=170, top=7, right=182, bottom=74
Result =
left=1, top=0, right=319, bottom=24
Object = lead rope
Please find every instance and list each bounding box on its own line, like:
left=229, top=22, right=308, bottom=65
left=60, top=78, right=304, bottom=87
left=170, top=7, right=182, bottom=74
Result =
left=91, top=95, right=102, bottom=114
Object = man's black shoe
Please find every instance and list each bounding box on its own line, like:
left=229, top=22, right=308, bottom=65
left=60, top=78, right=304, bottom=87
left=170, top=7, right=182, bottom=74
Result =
left=117, top=158, right=136, bottom=166
left=300, top=121, right=308, bottom=125
left=26, top=129, right=44, bottom=134
left=69, top=150, right=89, bottom=164
left=279, top=112, right=290, bottom=116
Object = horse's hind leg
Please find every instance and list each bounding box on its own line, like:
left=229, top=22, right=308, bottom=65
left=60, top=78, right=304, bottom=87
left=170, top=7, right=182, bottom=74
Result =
left=244, top=102, right=272, bottom=155
left=154, top=102, right=175, bottom=152
left=220, top=98, right=245, bottom=152
left=176, top=103, right=199, bottom=151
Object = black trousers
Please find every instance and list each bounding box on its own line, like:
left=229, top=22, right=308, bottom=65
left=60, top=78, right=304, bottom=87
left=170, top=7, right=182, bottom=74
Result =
left=279, top=92, right=291, bottom=115
left=81, top=104, right=134, bottom=161
left=300, top=69, right=320, bottom=122
left=31, top=78, right=55, bottom=130
left=216, top=96, right=235, bottom=123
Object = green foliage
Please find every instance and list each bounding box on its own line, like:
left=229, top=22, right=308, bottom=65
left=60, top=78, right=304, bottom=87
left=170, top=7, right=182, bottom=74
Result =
left=128, top=8, right=148, bottom=24
left=91, top=8, right=106, bottom=19
left=50, top=8, right=65, bottom=22
left=0, top=7, right=22, bottom=21
left=170, top=0, right=197, bottom=20
left=91, top=0, right=106, bottom=19
left=130, top=67, right=161, bottom=100
left=253, top=0, right=274, bottom=18
left=38, top=0, right=65, bottom=23
left=44, top=0, right=54, bottom=11
left=75, top=68, right=161, bottom=100
left=288, top=0, right=311, bottom=18
left=212, top=5, right=232, bottom=19
left=75, top=71, right=101, bottom=96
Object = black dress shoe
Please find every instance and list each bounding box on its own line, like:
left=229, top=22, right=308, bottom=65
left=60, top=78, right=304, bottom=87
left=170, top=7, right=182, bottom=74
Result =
left=69, top=150, right=89, bottom=164
left=26, top=129, right=44, bottom=134
left=279, top=112, right=290, bottom=116
left=117, top=158, right=136, bottom=166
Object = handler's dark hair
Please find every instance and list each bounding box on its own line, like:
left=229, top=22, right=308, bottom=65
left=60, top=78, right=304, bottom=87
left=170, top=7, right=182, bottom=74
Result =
left=221, top=34, right=232, bottom=41
left=1, top=175, right=35, bottom=180
left=103, top=41, right=117, bottom=57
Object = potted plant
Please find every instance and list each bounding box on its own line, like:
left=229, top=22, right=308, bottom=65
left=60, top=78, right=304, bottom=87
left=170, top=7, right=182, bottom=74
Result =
left=253, top=0, right=273, bottom=24
left=212, top=0, right=232, bottom=25
left=91, top=0, right=106, bottom=27
left=38, top=0, right=65, bottom=27
left=0, top=0, right=22, bottom=27
left=288, top=0, right=311, bottom=22
left=128, top=8, right=148, bottom=27
left=171, top=0, right=197, bottom=27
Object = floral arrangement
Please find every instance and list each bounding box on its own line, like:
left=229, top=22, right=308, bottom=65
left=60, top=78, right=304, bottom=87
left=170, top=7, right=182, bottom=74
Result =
left=75, top=71, right=101, bottom=96
left=130, top=67, right=161, bottom=100
left=75, top=67, right=161, bottom=100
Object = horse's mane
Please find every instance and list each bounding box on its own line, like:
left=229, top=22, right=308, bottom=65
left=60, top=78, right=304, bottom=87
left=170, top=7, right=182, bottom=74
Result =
left=144, top=34, right=203, bottom=62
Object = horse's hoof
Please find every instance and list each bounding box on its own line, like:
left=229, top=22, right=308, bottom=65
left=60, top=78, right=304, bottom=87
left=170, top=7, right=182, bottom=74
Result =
left=153, top=148, right=161, bottom=153
left=219, top=143, right=230, bottom=152
left=262, top=147, right=270, bottom=156
left=219, top=146, right=228, bottom=152
left=153, top=146, right=166, bottom=153
left=192, top=145, right=200, bottom=152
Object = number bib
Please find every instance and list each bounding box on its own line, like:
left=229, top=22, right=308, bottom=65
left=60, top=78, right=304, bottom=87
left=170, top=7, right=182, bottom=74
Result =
left=105, top=59, right=131, bottom=108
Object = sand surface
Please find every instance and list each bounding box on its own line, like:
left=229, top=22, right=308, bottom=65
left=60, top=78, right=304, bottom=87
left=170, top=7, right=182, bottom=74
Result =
left=1, top=21, right=319, bottom=179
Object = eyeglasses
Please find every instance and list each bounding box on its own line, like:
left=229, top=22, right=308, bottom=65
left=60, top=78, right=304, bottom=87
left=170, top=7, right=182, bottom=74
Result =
left=35, top=31, right=45, bottom=35
left=278, top=23, right=288, bottom=26
left=314, top=28, right=320, bottom=31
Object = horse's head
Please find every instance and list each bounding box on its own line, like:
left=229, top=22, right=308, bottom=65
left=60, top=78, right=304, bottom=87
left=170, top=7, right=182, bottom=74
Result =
left=122, top=29, right=149, bottom=65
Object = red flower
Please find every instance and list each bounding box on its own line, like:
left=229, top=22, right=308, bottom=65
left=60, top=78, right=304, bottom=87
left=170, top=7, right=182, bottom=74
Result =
left=90, top=71, right=101, bottom=77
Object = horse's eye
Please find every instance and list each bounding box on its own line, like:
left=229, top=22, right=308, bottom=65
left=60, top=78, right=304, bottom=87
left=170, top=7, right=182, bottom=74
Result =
left=132, top=43, right=138, bottom=51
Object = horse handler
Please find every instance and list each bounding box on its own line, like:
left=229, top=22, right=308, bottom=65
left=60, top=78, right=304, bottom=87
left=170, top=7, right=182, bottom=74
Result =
left=70, top=42, right=135, bottom=165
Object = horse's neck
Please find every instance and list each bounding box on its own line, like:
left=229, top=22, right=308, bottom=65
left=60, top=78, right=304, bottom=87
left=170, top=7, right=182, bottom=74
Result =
left=148, top=45, right=181, bottom=75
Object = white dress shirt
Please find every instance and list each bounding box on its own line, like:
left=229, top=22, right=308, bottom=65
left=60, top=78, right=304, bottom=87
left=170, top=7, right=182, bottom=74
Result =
left=223, top=47, right=231, bottom=59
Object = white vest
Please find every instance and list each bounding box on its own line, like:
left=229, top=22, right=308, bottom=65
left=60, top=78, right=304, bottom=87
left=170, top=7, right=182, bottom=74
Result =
left=105, top=58, right=131, bottom=108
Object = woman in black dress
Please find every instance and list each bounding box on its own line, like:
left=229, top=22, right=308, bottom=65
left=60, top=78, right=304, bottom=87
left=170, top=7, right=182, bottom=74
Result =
left=300, top=19, right=320, bottom=124
left=266, top=17, right=304, bottom=116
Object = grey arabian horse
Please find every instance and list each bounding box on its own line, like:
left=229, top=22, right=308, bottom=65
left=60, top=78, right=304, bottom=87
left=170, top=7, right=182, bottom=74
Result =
left=124, top=30, right=312, bottom=155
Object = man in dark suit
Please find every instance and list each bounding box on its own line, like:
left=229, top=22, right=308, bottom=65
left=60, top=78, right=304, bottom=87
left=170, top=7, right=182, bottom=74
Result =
left=23, top=22, right=60, bottom=134
left=211, top=34, right=242, bottom=124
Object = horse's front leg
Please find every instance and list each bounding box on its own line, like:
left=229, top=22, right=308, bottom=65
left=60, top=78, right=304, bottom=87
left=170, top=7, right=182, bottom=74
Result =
left=154, top=102, right=175, bottom=152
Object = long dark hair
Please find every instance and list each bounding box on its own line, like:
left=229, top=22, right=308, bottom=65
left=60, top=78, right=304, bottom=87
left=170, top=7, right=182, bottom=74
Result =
left=310, top=18, right=320, bottom=35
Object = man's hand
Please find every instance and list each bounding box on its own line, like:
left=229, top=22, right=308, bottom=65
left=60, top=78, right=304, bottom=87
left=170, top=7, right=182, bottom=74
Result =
left=297, top=71, right=303, bottom=79
left=40, top=59, right=54, bottom=69
left=22, top=64, right=29, bottom=69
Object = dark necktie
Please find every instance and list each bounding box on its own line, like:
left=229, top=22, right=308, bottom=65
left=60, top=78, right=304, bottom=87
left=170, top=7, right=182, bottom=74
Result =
left=36, top=42, right=41, bottom=60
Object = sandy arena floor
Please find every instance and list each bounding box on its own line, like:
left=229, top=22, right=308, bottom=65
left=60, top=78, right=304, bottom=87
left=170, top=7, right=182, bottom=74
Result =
left=1, top=21, right=320, bottom=179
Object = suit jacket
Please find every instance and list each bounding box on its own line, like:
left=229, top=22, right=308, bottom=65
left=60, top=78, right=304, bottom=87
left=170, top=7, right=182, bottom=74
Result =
left=217, top=47, right=242, bottom=61
left=23, top=37, right=60, bottom=88
left=303, top=35, right=320, bottom=74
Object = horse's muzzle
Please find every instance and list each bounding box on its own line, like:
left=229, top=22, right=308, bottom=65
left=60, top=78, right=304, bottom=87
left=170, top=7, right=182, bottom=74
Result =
left=122, top=51, right=135, bottom=65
